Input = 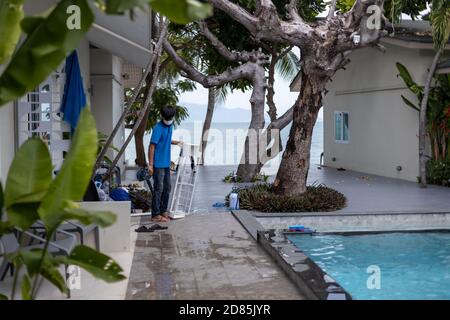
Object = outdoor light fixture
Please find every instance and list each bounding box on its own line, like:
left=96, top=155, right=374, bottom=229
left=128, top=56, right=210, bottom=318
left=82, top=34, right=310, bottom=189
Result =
left=396, top=166, right=403, bottom=172
left=353, top=34, right=361, bottom=46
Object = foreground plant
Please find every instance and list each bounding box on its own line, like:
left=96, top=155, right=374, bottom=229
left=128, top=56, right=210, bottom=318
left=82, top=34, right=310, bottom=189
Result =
left=0, top=109, right=125, bottom=300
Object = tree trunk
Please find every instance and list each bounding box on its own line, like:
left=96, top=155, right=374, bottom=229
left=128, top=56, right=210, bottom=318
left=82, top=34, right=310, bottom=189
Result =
left=419, top=49, right=443, bottom=187
left=134, top=107, right=151, bottom=167
left=273, top=72, right=323, bottom=196
left=236, top=66, right=266, bottom=182
left=200, top=87, right=216, bottom=165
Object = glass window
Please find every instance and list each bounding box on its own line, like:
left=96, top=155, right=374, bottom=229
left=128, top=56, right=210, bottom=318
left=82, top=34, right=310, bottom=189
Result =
left=335, top=111, right=349, bottom=143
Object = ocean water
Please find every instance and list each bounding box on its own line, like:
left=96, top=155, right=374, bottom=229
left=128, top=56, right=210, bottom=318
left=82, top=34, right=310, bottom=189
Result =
left=125, top=120, right=323, bottom=175
left=288, top=232, right=450, bottom=300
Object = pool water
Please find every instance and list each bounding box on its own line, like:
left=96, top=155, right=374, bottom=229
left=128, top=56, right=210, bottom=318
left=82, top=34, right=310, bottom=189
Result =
left=288, top=232, right=450, bottom=300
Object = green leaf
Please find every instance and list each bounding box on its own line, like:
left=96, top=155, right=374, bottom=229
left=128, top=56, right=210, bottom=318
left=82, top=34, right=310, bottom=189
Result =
left=401, top=95, right=420, bottom=112
left=39, top=264, right=68, bottom=295
left=38, top=109, right=98, bottom=230
left=0, top=181, right=4, bottom=217
left=430, top=1, right=450, bottom=50
left=19, top=249, right=68, bottom=295
left=0, top=293, right=7, bottom=300
left=0, top=0, right=24, bottom=64
left=21, top=274, right=32, bottom=300
left=61, top=203, right=117, bottom=228
left=20, top=16, right=46, bottom=35
left=63, top=245, right=126, bottom=283
left=149, top=0, right=213, bottom=24
left=6, top=203, right=40, bottom=231
left=4, top=138, right=52, bottom=230
left=0, top=221, right=13, bottom=236
left=396, top=62, right=418, bottom=89
left=103, top=0, right=148, bottom=14
left=0, top=0, right=94, bottom=107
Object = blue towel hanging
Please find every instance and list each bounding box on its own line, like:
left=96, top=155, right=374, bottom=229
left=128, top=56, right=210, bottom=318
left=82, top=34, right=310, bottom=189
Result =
left=60, top=50, right=87, bottom=131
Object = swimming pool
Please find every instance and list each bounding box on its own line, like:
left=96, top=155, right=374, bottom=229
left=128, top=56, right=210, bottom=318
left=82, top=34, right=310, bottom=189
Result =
left=287, top=232, right=450, bottom=300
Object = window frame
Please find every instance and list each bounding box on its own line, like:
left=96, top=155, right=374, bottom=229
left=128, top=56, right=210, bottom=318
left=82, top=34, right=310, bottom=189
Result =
left=334, top=111, right=350, bottom=144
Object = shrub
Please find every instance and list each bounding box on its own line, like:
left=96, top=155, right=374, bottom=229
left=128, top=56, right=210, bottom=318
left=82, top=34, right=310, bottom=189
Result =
left=225, top=183, right=346, bottom=213
left=223, top=171, right=242, bottom=183
left=427, top=160, right=450, bottom=187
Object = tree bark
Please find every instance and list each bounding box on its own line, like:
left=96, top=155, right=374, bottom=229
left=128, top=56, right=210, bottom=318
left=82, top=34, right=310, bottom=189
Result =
left=200, top=87, right=216, bottom=165
left=273, top=72, right=324, bottom=195
left=419, top=48, right=443, bottom=187
left=236, top=61, right=267, bottom=182
left=134, top=106, right=151, bottom=167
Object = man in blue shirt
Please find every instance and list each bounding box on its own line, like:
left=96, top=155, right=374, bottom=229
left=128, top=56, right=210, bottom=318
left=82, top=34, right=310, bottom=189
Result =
left=148, top=106, right=183, bottom=222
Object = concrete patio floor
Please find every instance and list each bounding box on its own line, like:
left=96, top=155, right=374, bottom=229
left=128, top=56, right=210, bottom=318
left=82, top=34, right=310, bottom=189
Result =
left=191, top=164, right=450, bottom=214
left=125, top=213, right=303, bottom=300
left=308, top=166, right=450, bottom=213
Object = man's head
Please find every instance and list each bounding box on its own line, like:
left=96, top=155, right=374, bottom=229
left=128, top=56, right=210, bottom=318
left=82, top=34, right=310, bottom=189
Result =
left=161, top=105, right=176, bottom=125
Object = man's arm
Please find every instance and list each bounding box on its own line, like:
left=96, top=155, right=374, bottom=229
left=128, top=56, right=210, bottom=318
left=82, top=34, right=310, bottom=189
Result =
left=172, top=140, right=183, bottom=146
left=148, top=143, right=156, bottom=176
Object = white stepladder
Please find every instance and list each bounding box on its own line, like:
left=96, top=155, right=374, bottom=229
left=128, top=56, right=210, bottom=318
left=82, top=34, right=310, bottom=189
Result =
left=169, top=143, right=200, bottom=219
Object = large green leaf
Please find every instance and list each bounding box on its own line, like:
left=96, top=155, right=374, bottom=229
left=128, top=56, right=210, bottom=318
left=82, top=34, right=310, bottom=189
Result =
left=0, top=0, right=24, bottom=64
left=21, top=274, right=32, bottom=300
left=431, top=0, right=450, bottom=50
left=62, top=245, right=126, bottom=283
left=0, top=221, right=13, bottom=236
left=62, top=202, right=117, bottom=228
left=38, top=109, right=98, bottom=230
left=0, top=293, right=7, bottom=300
left=149, top=0, right=212, bottom=24
left=0, top=182, right=4, bottom=217
left=401, top=95, right=420, bottom=112
left=102, top=0, right=148, bottom=14
left=0, top=0, right=94, bottom=107
left=100, top=0, right=212, bottom=23
left=19, top=249, right=68, bottom=295
left=397, top=62, right=418, bottom=89
left=4, top=138, right=52, bottom=230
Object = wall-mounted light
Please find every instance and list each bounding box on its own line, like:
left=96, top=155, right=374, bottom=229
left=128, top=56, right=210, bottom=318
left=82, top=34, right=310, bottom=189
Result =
left=353, top=34, right=361, bottom=46
left=396, top=166, right=402, bottom=172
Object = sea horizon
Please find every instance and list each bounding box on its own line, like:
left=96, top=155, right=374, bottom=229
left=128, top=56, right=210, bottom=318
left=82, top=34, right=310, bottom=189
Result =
left=125, top=120, right=324, bottom=176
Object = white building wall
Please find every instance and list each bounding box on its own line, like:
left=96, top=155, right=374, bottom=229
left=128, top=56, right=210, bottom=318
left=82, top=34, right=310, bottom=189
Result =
left=323, top=44, right=434, bottom=181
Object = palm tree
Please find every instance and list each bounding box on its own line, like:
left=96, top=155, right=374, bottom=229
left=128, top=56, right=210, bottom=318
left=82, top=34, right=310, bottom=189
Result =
left=419, top=0, right=450, bottom=186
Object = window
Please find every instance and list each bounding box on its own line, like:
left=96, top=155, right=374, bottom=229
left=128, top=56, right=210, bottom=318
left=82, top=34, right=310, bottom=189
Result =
left=335, top=111, right=349, bottom=143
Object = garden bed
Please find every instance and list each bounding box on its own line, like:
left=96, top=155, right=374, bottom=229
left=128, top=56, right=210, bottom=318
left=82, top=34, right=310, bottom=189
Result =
left=226, top=183, right=346, bottom=213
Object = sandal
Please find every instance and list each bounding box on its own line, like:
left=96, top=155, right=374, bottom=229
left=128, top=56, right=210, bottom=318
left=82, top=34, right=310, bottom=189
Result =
left=151, top=215, right=170, bottom=223
left=135, top=225, right=154, bottom=233
left=147, top=224, right=168, bottom=231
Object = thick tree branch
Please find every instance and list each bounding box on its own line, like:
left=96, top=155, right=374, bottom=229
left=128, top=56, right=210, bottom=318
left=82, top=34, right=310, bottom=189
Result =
left=285, top=0, right=303, bottom=23
left=163, top=39, right=263, bottom=88
left=208, top=0, right=314, bottom=47
left=327, top=0, right=337, bottom=20
left=269, top=105, right=294, bottom=130
left=197, top=22, right=259, bottom=62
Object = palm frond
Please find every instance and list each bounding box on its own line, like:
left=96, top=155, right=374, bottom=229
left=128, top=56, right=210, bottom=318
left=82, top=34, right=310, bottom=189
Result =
left=215, top=84, right=230, bottom=105
left=431, top=1, right=450, bottom=50
left=275, top=51, right=300, bottom=81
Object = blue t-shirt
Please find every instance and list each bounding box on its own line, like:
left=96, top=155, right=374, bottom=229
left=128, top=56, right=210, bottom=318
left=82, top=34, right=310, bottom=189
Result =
left=150, top=121, right=173, bottom=168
